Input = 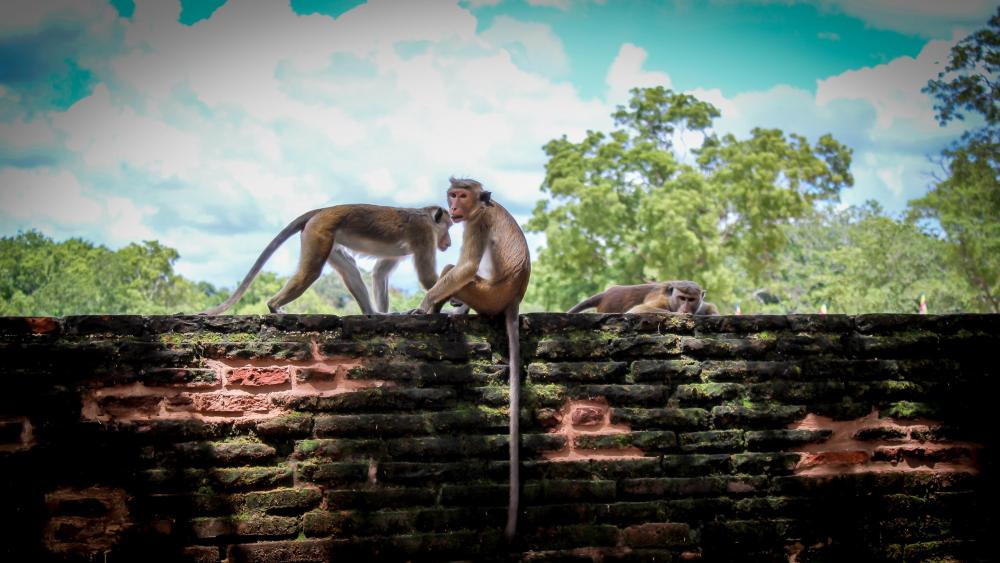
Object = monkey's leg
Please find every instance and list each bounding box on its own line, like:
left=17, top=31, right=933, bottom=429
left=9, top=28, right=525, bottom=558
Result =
left=267, top=231, right=333, bottom=313
left=448, top=279, right=514, bottom=317
left=372, top=257, right=400, bottom=313
left=327, top=247, right=376, bottom=315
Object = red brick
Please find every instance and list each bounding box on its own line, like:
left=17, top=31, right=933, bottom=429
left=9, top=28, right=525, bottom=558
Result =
left=623, top=522, right=691, bottom=547
left=227, top=367, right=290, bottom=387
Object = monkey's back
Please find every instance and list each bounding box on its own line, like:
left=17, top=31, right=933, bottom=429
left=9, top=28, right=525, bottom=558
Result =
left=596, top=283, right=665, bottom=313
left=485, top=202, right=531, bottom=299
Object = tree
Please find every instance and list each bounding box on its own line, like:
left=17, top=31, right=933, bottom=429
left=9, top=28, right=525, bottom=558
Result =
left=913, top=7, right=1000, bottom=313
left=0, top=231, right=217, bottom=316
left=752, top=204, right=972, bottom=314
left=526, top=86, right=853, bottom=310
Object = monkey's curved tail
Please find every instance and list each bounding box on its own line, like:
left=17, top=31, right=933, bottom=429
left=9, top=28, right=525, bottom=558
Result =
left=567, top=292, right=603, bottom=313
left=504, top=303, right=521, bottom=542
left=199, top=210, right=322, bottom=316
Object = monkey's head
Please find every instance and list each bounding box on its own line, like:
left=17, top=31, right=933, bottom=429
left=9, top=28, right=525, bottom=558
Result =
left=667, top=281, right=705, bottom=314
left=430, top=206, right=453, bottom=251
left=447, top=177, right=492, bottom=223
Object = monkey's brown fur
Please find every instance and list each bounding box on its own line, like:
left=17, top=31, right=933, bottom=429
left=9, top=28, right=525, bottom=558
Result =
left=569, top=280, right=719, bottom=315
left=201, top=204, right=452, bottom=315
left=417, top=178, right=530, bottom=540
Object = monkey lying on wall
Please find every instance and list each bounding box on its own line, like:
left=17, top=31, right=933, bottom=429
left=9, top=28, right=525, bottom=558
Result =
left=201, top=204, right=453, bottom=315
left=568, top=280, right=720, bottom=315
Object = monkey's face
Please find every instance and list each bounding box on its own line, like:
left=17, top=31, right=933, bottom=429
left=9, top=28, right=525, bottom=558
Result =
left=670, top=289, right=703, bottom=314
left=438, top=228, right=452, bottom=251
left=447, top=188, right=478, bottom=223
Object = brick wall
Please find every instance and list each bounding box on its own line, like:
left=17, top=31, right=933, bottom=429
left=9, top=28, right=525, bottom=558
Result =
left=0, top=313, right=995, bottom=562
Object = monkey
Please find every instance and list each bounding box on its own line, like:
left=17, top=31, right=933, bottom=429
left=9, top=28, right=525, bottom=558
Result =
left=413, top=177, right=530, bottom=540
left=200, top=204, right=453, bottom=316
left=568, top=280, right=720, bottom=315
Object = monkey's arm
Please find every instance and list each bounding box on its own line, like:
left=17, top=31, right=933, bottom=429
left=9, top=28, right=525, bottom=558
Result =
left=418, top=226, right=487, bottom=312
left=696, top=302, right=720, bottom=315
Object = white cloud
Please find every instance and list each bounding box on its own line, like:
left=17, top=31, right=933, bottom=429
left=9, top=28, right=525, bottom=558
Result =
left=481, top=15, right=569, bottom=75
left=816, top=39, right=952, bottom=131
left=0, top=168, right=101, bottom=225
left=815, top=0, right=996, bottom=37
left=606, top=43, right=673, bottom=105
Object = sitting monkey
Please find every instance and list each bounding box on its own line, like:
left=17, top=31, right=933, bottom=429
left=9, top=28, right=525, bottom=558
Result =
left=569, top=280, right=720, bottom=315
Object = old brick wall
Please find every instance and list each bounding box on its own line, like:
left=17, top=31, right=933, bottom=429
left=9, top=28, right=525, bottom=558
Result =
left=0, top=313, right=995, bottom=562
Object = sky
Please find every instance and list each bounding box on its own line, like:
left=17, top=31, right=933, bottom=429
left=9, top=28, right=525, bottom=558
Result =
left=0, top=0, right=994, bottom=293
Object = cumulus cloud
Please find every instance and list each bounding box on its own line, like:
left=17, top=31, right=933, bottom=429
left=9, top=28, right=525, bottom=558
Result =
left=606, top=43, right=673, bottom=105
left=730, top=0, right=995, bottom=37
left=481, top=15, right=569, bottom=75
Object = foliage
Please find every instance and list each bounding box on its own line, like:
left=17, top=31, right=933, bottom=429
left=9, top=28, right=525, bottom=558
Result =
left=0, top=231, right=216, bottom=316
left=913, top=7, right=1000, bottom=313
left=908, top=143, right=1000, bottom=312
left=0, top=230, right=424, bottom=316
left=923, top=6, right=999, bottom=144
left=526, top=86, right=853, bottom=310
left=748, top=204, right=974, bottom=314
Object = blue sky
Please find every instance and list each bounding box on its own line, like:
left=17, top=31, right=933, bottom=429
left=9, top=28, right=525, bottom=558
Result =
left=0, top=0, right=993, bottom=292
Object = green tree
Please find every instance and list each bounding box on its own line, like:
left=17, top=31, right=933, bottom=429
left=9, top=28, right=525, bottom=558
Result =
left=527, top=86, right=852, bottom=310
left=751, top=204, right=971, bottom=314
left=0, top=231, right=217, bottom=316
left=914, top=7, right=1000, bottom=312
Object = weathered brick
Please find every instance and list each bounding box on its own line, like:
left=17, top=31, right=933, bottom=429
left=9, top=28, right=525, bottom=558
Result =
left=679, top=430, right=745, bottom=452
left=711, top=404, right=806, bottom=429
left=622, top=476, right=752, bottom=498
left=243, top=488, right=322, bottom=513
left=575, top=430, right=676, bottom=452
left=255, top=413, right=313, bottom=438
left=674, top=383, right=744, bottom=403
left=325, top=487, right=437, bottom=510
left=226, top=366, right=291, bottom=387
left=276, top=388, right=455, bottom=412
left=523, top=524, right=621, bottom=550
left=227, top=538, right=332, bottom=563
left=623, top=522, right=691, bottom=547
left=746, top=429, right=832, bottom=450
left=172, top=441, right=276, bottom=465
left=527, top=361, right=628, bottom=383
left=611, top=407, right=710, bottom=430
left=523, top=480, right=618, bottom=503
left=296, top=462, right=369, bottom=486
left=630, top=359, right=702, bottom=382
left=210, top=467, right=293, bottom=491
left=680, top=336, right=776, bottom=359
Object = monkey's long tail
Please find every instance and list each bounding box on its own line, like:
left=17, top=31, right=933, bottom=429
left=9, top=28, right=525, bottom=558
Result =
left=503, top=304, right=521, bottom=541
left=199, top=210, right=322, bottom=316
left=567, top=292, right=603, bottom=313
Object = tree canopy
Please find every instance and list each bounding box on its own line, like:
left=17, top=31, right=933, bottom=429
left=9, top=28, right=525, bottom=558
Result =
left=526, top=86, right=852, bottom=311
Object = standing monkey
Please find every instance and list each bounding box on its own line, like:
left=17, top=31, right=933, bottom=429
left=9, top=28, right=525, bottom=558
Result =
left=569, top=280, right=719, bottom=315
left=414, top=178, right=530, bottom=540
left=200, top=204, right=452, bottom=315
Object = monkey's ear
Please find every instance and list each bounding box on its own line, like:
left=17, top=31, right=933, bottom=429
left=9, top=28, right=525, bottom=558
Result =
left=480, top=190, right=493, bottom=206
left=433, top=207, right=445, bottom=223
left=665, top=283, right=675, bottom=295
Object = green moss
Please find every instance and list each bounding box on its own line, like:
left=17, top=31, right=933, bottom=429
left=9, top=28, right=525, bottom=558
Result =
left=524, top=383, right=567, bottom=406
left=477, top=405, right=507, bottom=418
left=297, top=439, right=321, bottom=454
left=885, top=400, right=920, bottom=418
left=159, top=331, right=256, bottom=345
left=754, top=331, right=772, bottom=341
